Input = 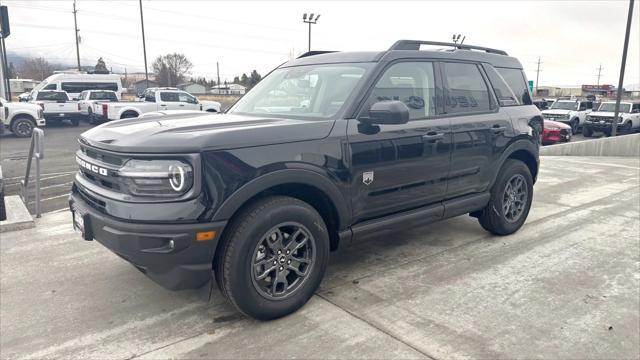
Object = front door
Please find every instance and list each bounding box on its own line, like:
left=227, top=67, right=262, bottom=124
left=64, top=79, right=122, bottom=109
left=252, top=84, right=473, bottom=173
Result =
left=178, top=92, right=201, bottom=111
left=347, top=61, right=451, bottom=223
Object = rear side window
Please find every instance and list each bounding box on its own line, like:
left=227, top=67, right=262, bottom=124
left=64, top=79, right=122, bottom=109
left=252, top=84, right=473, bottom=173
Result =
left=442, top=62, right=491, bottom=114
left=483, top=65, right=519, bottom=106
left=495, top=68, right=532, bottom=105
left=61, top=82, right=119, bottom=93
left=43, top=83, right=57, bottom=90
left=160, top=92, right=180, bottom=102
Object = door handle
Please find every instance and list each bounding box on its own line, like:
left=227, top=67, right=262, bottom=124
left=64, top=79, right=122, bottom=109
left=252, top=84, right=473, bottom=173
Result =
left=179, top=104, right=185, bottom=107
left=160, top=104, right=166, bottom=107
left=491, top=125, right=507, bottom=133
left=422, top=132, right=445, bottom=142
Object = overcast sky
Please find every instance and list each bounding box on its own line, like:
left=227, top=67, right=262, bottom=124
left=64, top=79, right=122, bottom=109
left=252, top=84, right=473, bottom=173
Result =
left=3, top=0, right=639, bottom=88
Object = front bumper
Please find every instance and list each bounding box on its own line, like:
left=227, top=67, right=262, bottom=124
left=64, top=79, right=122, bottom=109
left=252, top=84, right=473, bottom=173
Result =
left=69, top=191, right=226, bottom=290
left=36, top=118, right=46, bottom=127
left=584, top=121, right=622, bottom=131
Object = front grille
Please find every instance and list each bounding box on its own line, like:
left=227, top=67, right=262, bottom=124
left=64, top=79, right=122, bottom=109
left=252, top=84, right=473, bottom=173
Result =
left=78, top=144, right=128, bottom=194
left=544, top=114, right=567, bottom=120
left=589, top=116, right=614, bottom=123
left=77, top=186, right=106, bottom=213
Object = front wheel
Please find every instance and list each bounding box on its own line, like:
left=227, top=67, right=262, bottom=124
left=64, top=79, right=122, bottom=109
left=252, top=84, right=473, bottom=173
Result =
left=70, top=118, right=80, bottom=127
left=583, top=126, right=593, bottom=137
left=215, top=196, right=329, bottom=320
left=570, top=118, right=580, bottom=134
left=622, top=121, right=633, bottom=134
left=477, top=159, right=533, bottom=235
left=11, top=117, right=35, bottom=138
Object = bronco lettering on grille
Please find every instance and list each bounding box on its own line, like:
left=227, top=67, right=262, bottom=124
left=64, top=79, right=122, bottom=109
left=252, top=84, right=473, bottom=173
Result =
left=76, top=156, right=108, bottom=176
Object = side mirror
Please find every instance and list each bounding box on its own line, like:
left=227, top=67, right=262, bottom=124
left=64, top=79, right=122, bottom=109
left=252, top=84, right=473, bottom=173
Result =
left=360, top=100, right=409, bottom=125
left=72, top=97, right=78, bottom=101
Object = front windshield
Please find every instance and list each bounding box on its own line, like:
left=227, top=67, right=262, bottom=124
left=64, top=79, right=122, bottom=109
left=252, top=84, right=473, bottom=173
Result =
left=551, top=101, right=578, bottom=111
left=598, top=103, right=631, bottom=113
left=229, top=63, right=372, bottom=119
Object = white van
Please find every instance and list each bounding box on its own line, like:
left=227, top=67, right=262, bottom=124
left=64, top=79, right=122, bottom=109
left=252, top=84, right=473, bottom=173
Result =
left=31, top=73, right=123, bottom=100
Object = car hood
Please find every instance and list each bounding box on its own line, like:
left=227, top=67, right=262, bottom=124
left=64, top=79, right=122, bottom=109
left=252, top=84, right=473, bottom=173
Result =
left=544, top=119, right=571, bottom=129
left=80, top=112, right=336, bottom=153
left=541, top=109, right=571, bottom=115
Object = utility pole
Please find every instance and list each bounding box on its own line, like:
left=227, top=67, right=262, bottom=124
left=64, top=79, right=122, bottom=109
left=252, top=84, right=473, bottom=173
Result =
left=596, top=64, right=603, bottom=87
left=302, top=13, right=320, bottom=52
left=73, top=0, right=81, bottom=71
left=216, top=62, right=220, bottom=90
left=611, top=0, right=634, bottom=137
left=0, top=37, right=5, bottom=99
left=139, top=0, right=149, bottom=90
left=1, top=4, right=12, bottom=100
left=535, top=57, right=542, bottom=96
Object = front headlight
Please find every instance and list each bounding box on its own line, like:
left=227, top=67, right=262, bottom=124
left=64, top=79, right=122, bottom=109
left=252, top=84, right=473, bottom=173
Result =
left=565, top=114, right=571, bottom=119
left=117, top=159, right=193, bottom=198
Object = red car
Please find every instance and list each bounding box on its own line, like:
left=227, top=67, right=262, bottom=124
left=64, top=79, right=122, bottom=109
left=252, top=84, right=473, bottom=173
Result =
left=543, top=119, right=572, bottom=145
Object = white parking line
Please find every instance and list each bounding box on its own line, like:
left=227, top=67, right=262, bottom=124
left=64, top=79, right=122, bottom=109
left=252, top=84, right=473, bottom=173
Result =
left=4, top=170, right=77, bottom=181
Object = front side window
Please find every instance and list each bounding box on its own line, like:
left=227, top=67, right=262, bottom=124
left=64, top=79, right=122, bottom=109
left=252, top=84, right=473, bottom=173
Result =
left=229, top=63, right=372, bottom=119
left=366, top=61, right=437, bottom=120
left=178, top=92, right=198, bottom=104
left=442, top=62, right=491, bottom=114
left=144, top=90, right=156, bottom=102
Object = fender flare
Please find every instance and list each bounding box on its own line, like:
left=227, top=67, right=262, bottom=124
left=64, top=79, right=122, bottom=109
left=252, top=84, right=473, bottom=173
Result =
left=119, top=108, right=140, bottom=118
left=211, top=168, right=350, bottom=229
left=490, top=138, right=539, bottom=187
left=9, top=112, right=36, bottom=127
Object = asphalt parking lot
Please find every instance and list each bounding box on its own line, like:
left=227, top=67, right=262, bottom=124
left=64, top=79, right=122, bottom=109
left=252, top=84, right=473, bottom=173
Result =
left=1, top=156, right=638, bottom=359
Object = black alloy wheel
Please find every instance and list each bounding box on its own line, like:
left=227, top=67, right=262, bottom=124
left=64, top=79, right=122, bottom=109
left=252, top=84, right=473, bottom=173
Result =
left=502, top=174, right=528, bottom=223
left=251, top=223, right=316, bottom=299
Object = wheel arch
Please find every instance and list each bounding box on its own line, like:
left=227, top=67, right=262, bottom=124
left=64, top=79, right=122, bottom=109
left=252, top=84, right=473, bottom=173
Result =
left=120, top=109, right=140, bottom=119
left=211, top=169, right=349, bottom=252
left=9, top=113, right=36, bottom=128
left=493, top=139, right=539, bottom=186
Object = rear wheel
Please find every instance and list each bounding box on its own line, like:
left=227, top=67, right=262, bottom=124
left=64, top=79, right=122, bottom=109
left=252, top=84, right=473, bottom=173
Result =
left=10, top=117, right=35, bottom=138
left=70, top=118, right=80, bottom=126
left=622, top=121, right=632, bottom=134
left=478, top=159, right=533, bottom=235
left=215, top=196, right=329, bottom=320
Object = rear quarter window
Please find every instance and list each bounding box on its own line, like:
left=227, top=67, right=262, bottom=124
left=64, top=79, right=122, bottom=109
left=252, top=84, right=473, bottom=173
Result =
left=495, top=67, right=532, bottom=106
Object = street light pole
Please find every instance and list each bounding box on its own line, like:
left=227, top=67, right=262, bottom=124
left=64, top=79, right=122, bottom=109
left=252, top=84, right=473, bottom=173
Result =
left=139, top=0, right=149, bottom=90
left=73, top=0, right=80, bottom=71
left=611, top=0, right=635, bottom=137
left=302, top=13, right=320, bottom=52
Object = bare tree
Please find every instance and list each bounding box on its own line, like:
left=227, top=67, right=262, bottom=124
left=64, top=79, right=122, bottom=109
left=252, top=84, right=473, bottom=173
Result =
left=152, top=53, right=193, bottom=87
left=20, top=57, right=54, bottom=81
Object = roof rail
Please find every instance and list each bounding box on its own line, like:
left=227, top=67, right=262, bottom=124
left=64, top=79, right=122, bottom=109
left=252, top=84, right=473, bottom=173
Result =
left=297, top=50, right=338, bottom=58
left=389, top=40, right=508, bottom=56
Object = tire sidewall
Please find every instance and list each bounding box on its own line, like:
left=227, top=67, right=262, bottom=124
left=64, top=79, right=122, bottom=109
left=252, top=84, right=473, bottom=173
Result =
left=490, top=160, right=534, bottom=234
left=223, top=199, right=329, bottom=320
left=11, top=117, right=35, bottom=138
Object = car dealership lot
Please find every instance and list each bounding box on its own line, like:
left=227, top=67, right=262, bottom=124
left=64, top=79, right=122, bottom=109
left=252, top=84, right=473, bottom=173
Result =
left=1, top=156, right=638, bottom=359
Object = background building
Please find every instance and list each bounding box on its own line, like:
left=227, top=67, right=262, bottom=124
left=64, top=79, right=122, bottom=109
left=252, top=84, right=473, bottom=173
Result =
left=177, top=82, right=207, bottom=94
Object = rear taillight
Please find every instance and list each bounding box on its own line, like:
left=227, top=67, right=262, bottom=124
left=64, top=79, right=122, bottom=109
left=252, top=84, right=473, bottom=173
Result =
left=102, top=103, right=108, bottom=115
left=77, top=103, right=81, bottom=111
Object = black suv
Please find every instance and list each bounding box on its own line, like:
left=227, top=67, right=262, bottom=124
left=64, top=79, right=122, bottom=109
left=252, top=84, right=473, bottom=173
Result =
left=69, top=40, right=541, bottom=320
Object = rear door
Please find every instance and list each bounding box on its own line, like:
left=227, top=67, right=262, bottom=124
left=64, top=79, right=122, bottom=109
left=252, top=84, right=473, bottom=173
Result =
left=348, top=60, right=451, bottom=223
left=441, top=62, right=513, bottom=198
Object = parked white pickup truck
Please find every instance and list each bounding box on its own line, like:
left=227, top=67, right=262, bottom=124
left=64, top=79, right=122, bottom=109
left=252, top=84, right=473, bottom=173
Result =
left=30, top=90, right=82, bottom=126
left=0, top=97, right=46, bottom=137
left=77, top=90, right=119, bottom=124
left=102, top=88, right=221, bottom=120
left=540, top=99, right=594, bottom=134
left=583, top=101, right=640, bottom=137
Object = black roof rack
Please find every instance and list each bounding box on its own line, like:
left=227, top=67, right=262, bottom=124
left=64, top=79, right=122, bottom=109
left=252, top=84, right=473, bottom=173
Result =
left=297, top=50, right=338, bottom=58
left=389, top=40, right=508, bottom=56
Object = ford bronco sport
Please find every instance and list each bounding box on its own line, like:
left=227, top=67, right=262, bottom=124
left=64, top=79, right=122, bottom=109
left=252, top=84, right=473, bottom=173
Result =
left=69, top=40, right=541, bottom=320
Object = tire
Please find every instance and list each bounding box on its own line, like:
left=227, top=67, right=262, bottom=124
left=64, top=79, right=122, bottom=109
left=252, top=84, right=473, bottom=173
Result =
left=570, top=118, right=579, bottom=134
left=622, top=121, right=632, bottom=134
left=583, top=126, right=593, bottom=137
left=478, top=159, right=533, bottom=236
left=206, top=109, right=218, bottom=113
left=10, top=117, right=35, bottom=138
left=70, top=118, right=80, bottom=126
left=215, top=196, right=329, bottom=320
left=87, top=109, right=94, bottom=124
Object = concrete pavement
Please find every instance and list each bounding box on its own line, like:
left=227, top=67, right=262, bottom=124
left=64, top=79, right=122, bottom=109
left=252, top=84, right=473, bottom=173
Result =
left=1, top=156, right=638, bottom=359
